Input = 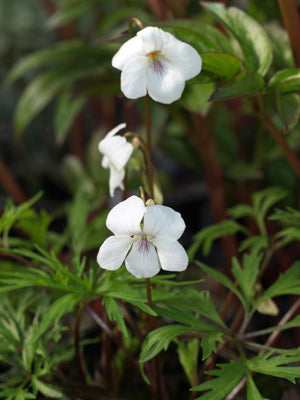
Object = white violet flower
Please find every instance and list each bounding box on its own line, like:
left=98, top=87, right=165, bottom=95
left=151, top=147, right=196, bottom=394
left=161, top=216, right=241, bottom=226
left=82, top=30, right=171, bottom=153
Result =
left=97, top=195, right=188, bottom=279
left=98, top=123, right=133, bottom=197
left=112, top=26, right=202, bottom=104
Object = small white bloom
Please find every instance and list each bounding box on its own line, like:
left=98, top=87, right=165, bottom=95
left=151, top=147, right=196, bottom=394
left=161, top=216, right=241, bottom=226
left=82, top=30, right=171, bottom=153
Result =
left=112, top=26, right=202, bottom=104
left=97, top=195, right=188, bottom=278
left=98, top=123, right=133, bottom=197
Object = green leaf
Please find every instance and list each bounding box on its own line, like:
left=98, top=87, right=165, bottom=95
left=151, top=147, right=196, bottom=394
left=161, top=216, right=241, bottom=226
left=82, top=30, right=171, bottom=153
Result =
left=247, top=352, right=300, bottom=383
left=180, top=82, right=215, bottom=115
left=102, top=296, right=128, bottom=337
left=267, top=69, right=300, bottom=90
left=231, top=249, right=264, bottom=309
left=31, top=377, right=62, bottom=398
left=6, top=40, right=117, bottom=84
left=276, top=92, right=300, bottom=134
left=139, top=325, right=193, bottom=363
left=159, top=20, right=233, bottom=53
left=201, top=331, right=224, bottom=360
left=201, top=52, right=243, bottom=82
left=176, top=338, right=199, bottom=386
left=161, top=26, right=220, bottom=53
left=197, top=262, right=247, bottom=310
left=189, top=219, right=247, bottom=259
left=201, top=2, right=272, bottom=75
left=14, top=65, right=100, bottom=134
left=54, top=91, right=86, bottom=144
left=246, top=373, right=270, bottom=400
left=191, top=361, right=244, bottom=399
left=264, top=24, right=295, bottom=69
left=30, top=293, right=82, bottom=343
left=210, top=68, right=265, bottom=101
left=257, top=261, right=300, bottom=306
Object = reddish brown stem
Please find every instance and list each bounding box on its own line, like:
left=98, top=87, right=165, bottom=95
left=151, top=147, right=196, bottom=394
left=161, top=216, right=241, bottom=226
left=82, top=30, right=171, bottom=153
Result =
left=258, top=111, right=300, bottom=180
left=0, top=156, right=26, bottom=204
left=189, top=114, right=238, bottom=268
left=277, top=0, right=300, bottom=68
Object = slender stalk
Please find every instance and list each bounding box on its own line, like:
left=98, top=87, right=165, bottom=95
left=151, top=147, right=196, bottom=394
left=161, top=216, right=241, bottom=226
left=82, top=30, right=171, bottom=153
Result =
left=189, top=113, right=238, bottom=269
left=258, top=111, right=300, bottom=179
left=74, top=304, right=88, bottom=382
left=128, top=17, right=144, bottom=36
left=145, top=95, right=154, bottom=199
left=0, top=156, right=27, bottom=204
left=277, top=0, right=300, bottom=68
left=145, top=277, right=153, bottom=308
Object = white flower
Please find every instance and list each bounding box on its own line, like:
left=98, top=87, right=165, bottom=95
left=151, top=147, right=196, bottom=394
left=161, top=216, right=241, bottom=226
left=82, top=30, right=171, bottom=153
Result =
left=98, top=123, right=133, bottom=197
left=97, top=195, right=188, bottom=279
left=112, top=26, right=202, bottom=104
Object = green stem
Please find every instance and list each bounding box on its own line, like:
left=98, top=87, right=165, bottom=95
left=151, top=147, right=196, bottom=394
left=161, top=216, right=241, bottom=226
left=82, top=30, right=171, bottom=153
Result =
left=277, top=0, right=300, bottom=68
left=128, top=17, right=144, bottom=37
left=145, top=95, right=154, bottom=199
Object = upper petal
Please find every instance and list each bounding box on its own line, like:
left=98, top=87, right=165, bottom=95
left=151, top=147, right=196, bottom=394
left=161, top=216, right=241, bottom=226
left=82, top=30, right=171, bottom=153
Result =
left=153, top=238, right=188, bottom=272
left=147, top=61, right=185, bottom=104
left=112, top=36, right=145, bottom=70
left=107, top=195, right=145, bottom=235
left=163, top=40, right=202, bottom=80
left=137, top=26, right=166, bottom=53
left=143, top=204, right=185, bottom=240
left=120, top=56, right=148, bottom=99
left=105, top=122, right=126, bottom=139
left=97, top=235, right=133, bottom=271
left=125, top=241, right=161, bottom=278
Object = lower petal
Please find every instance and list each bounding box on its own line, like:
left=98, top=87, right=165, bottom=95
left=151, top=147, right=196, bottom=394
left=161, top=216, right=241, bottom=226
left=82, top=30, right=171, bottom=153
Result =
left=97, top=235, right=132, bottom=271
left=109, top=166, right=125, bottom=197
left=147, top=63, right=185, bottom=104
left=154, top=238, right=188, bottom=272
left=125, top=241, right=161, bottom=279
left=121, top=56, right=148, bottom=99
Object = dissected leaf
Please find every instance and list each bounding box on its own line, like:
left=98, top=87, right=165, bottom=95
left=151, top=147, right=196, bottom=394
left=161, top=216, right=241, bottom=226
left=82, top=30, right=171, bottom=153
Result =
left=176, top=338, right=199, bottom=386
left=257, top=261, right=300, bottom=306
left=247, top=352, right=300, bottom=383
left=191, top=361, right=244, bottom=400
left=231, top=249, right=264, bottom=309
left=246, top=372, right=270, bottom=400
left=139, top=325, right=193, bottom=363
left=102, top=296, right=128, bottom=337
left=201, top=331, right=224, bottom=360
left=197, top=262, right=247, bottom=310
left=189, top=219, right=247, bottom=259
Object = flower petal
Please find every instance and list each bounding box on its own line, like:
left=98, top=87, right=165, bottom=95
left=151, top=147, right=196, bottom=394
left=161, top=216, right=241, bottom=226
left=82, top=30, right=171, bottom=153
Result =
left=108, top=165, right=125, bottom=197
left=153, top=238, right=188, bottom=272
left=137, top=26, right=165, bottom=53
left=120, top=56, right=148, bottom=99
left=97, top=235, right=132, bottom=271
left=105, top=122, right=126, bottom=139
left=147, top=61, right=185, bottom=104
left=99, top=136, right=133, bottom=171
left=125, top=241, right=161, bottom=278
left=163, top=40, right=202, bottom=80
left=112, top=36, right=145, bottom=70
left=107, top=195, right=145, bottom=235
left=143, top=204, right=185, bottom=240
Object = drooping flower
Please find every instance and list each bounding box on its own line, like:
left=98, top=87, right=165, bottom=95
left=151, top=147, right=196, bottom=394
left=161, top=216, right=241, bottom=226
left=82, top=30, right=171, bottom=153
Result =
left=98, top=123, right=133, bottom=197
left=97, top=195, right=188, bottom=278
left=112, top=26, right=202, bottom=104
